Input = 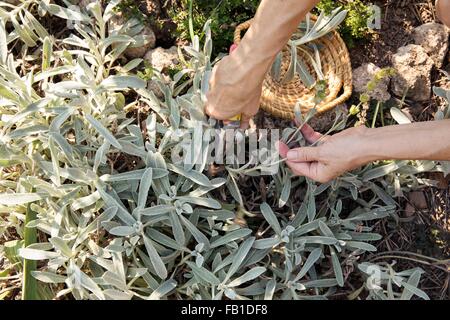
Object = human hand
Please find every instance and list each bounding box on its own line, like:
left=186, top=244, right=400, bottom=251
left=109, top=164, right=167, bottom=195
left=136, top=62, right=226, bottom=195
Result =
left=278, top=124, right=371, bottom=183
left=436, top=0, right=450, bottom=27
left=205, top=47, right=271, bottom=129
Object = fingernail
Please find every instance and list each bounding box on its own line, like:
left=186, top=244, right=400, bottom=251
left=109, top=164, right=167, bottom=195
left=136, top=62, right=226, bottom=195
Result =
left=287, top=150, right=297, bottom=160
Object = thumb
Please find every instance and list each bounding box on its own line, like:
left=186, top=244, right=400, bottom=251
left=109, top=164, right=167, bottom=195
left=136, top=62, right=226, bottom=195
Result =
left=286, top=147, right=319, bottom=162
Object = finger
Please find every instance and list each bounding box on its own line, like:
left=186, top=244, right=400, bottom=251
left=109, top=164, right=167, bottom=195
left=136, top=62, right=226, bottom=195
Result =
left=229, top=44, right=238, bottom=54
left=240, top=119, right=250, bottom=130
left=205, top=102, right=233, bottom=120
left=300, top=124, right=323, bottom=144
left=240, top=113, right=255, bottom=129
left=286, top=147, right=319, bottom=163
left=286, top=161, right=317, bottom=180
left=277, top=141, right=290, bottom=158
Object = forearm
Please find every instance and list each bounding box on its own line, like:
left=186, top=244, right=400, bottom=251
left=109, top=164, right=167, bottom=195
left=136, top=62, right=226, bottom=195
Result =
left=359, top=120, right=450, bottom=163
left=232, top=0, right=320, bottom=77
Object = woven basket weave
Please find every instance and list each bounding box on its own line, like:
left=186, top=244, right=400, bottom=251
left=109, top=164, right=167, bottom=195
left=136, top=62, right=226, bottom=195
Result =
left=234, top=18, right=353, bottom=120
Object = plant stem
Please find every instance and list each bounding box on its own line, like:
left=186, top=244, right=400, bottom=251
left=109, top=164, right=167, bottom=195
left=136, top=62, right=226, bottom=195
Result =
left=22, top=204, right=38, bottom=300
left=371, top=101, right=381, bottom=128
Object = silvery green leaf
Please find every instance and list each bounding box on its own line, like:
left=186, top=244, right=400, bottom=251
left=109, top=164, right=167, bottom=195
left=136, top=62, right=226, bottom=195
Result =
left=72, top=264, right=105, bottom=300
left=195, top=254, right=204, bottom=267
left=294, top=248, right=322, bottom=281
left=175, top=196, right=221, bottom=209
left=48, top=132, right=74, bottom=160
left=18, top=248, right=59, bottom=260
left=223, top=237, right=255, bottom=283
left=140, top=205, right=174, bottom=216
left=179, top=215, right=210, bottom=248
left=97, top=186, right=136, bottom=226
left=149, top=279, right=177, bottom=300
left=11, top=15, right=36, bottom=47
left=298, top=236, right=337, bottom=245
left=147, top=229, right=186, bottom=251
left=49, top=237, right=73, bottom=258
left=348, top=232, right=382, bottom=241
left=101, top=76, right=146, bottom=90
left=401, top=279, right=429, bottom=300
left=227, top=267, right=266, bottom=287
left=102, top=271, right=128, bottom=291
left=318, top=221, right=334, bottom=238
left=390, top=107, right=412, bottom=124
left=71, top=192, right=101, bottom=211
left=270, top=52, right=282, bottom=81
left=45, top=4, right=90, bottom=21
left=296, top=59, right=315, bottom=88
left=227, top=174, right=243, bottom=206
left=6, top=98, right=51, bottom=126
left=400, top=268, right=424, bottom=300
left=109, top=226, right=136, bottom=237
left=281, top=44, right=297, bottom=84
left=101, top=168, right=167, bottom=182
left=369, top=183, right=397, bottom=206
left=345, top=241, right=377, bottom=252
left=34, top=66, right=76, bottom=83
left=210, top=229, right=252, bottom=248
left=330, top=247, right=344, bottom=287
left=278, top=174, right=291, bottom=208
left=122, top=58, right=143, bottom=72
left=187, top=261, right=220, bottom=286
left=362, top=161, right=408, bottom=181
left=303, top=278, right=338, bottom=288
left=264, top=279, right=277, bottom=300
left=253, top=237, right=280, bottom=249
left=49, top=108, right=74, bottom=132
left=104, top=289, right=133, bottom=300
left=143, top=235, right=168, bottom=279
left=138, top=168, right=152, bottom=209
left=94, top=141, right=110, bottom=172
left=260, top=202, right=282, bottom=235
left=166, top=163, right=212, bottom=187
left=0, top=193, right=44, bottom=205
left=169, top=211, right=185, bottom=246
left=85, top=114, right=122, bottom=149
left=0, top=20, right=7, bottom=64
left=31, top=271, right=67, bottom=284
left=307, top=184, right=316, bottom=222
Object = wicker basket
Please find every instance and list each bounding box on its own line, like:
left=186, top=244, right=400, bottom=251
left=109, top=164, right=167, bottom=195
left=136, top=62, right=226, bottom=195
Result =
left=234, top=18, right=353, bottom=120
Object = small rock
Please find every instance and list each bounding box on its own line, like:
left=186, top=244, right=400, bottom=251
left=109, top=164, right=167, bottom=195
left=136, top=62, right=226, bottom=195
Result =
left=125, top=26, right=156, bottom=59
left=309, top=104, right=348, bottom=133
left=109, top=13, right=156, bottom=59
left=144, top=46, right=180, bottom=74
left=412, top=22, right=449, bottom=68
left=408, top=191, right=428, bottom=209
left=352, top=63, right=391, bottom=102
left=391, top=44, right=434, bottom=102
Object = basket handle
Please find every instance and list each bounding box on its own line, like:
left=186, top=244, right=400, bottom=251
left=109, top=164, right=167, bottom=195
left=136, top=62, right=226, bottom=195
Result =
left=233, top=19, right=253, bottom=45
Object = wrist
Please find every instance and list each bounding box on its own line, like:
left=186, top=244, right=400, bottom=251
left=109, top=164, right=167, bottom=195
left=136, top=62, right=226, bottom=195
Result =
left=350, top=126, right=379, bottom=167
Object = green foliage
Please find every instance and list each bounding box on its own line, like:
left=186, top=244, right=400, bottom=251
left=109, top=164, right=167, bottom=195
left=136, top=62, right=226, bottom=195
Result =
left=317, top=0, right=375, bottom=47
left=170, top=0, right=261, bottom=56
left=115, top=0, right=146, bottom=22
